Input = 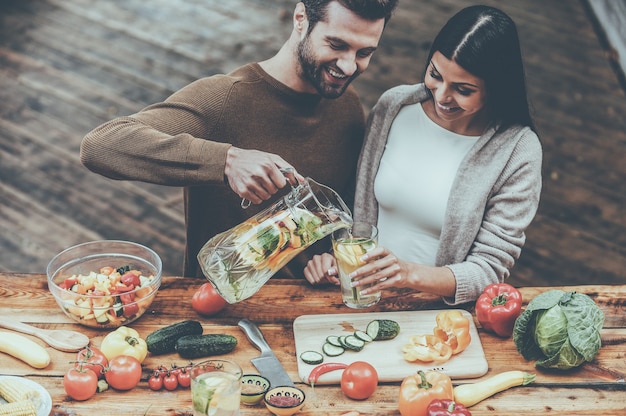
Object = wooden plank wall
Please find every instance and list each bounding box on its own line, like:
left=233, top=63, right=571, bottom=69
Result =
left=0, top=0, right=624, bottom=288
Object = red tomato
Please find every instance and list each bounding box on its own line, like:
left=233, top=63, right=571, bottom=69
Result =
left=105, top=355, right=142, bottom=391
left=340, top=361, right=378, bottom=400
left=192, top=283, right=227, bottom=316
left=148, top=371, right=163, bottom=391
left=177, top=367, right=191, bottom=388
left=163, top=372, right=179, bottom=391
left=76, top=347, right=108, bottom=379
left=64, top=367, right=98, bottom=401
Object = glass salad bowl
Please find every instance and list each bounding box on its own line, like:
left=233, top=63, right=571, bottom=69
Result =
left=47, top=240, right=162, bottom=329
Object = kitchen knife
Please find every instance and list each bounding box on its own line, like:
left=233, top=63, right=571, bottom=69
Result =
left=238, top=318, right=295, bottom=387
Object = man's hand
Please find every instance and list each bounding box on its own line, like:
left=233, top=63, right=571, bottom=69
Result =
left=224, top=147, right=301, bottom=205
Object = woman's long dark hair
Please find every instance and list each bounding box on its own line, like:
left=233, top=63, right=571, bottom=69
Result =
left=424, top=5, right=535, bottom=131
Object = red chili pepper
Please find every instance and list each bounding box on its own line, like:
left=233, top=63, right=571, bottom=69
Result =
left=307, top=362, right=347, bottom=385
left=427, top=399, right=472, bottom=416
left=475, top=283, right=522, bottom=337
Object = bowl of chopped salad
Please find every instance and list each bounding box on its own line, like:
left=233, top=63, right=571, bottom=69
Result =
left=47, top=240, right=162, bottom=328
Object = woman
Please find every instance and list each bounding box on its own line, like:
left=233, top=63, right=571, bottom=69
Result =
left=304, top=5, right=542, bottom=305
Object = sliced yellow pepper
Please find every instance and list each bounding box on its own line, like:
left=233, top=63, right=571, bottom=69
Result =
left=402, top=334, right=453, bottom=363
left=433, top=310, right=471, bottom=355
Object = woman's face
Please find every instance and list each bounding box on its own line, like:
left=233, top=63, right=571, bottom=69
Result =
left=424, top=51, right=488, bottom=132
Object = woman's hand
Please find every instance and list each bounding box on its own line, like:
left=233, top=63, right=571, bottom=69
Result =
left=350, top=246, right=409, bottom=294
left=352, top=247, right=457, bottom=298
left=304, top=253, right=340, bottom=285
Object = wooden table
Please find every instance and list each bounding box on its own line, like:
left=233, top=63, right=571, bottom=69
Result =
left=1, top=273, right=625, bottom=415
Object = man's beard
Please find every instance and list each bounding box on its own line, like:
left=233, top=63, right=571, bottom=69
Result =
left=296, top=36, right=358, bottom=99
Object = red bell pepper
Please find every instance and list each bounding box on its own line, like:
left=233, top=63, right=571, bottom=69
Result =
left=475, top=283, right=522, bottom=337
left=427, top=399, right=472, bottom=416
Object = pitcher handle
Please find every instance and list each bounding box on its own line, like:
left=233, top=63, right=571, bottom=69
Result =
left=240, top=167, right=299, bottom=209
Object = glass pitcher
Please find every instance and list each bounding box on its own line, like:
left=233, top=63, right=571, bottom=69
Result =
left=197, top=178, right=353, bottom=303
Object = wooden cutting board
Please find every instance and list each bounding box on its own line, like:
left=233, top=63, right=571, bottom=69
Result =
left=293, top=310, right=488, bottom=384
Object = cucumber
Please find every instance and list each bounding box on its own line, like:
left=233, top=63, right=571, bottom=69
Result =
left=337, top=336, right=349, bottom=349
left=343, top=335, right=365, bottom=351
left=366, top=319, right=400, bottom=341
left=146, top=320, right=203, bottom=355
left=322, top=342, right=345, bottom=357
left=300, top=350, right=324, bottom=365
left=175, top=334, right=238, bottom=359
left=354, top=330, right=373, bottom=343
left=326, top=335, right=342, bottom=347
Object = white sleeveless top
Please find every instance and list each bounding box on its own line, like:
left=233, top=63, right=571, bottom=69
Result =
left=374, top=103, right=479, bottom=265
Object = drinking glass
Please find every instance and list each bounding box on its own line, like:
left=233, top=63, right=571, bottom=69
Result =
left=191, top=359, right=242, bottom=416
left=332, top=222, right=380, bottom=308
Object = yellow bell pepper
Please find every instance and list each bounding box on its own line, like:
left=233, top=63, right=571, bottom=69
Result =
left=433, top=310, right=471, bottom=355
left=399, top=370, right=454, bottom=416
left=100, top=326, right=148, bottom=363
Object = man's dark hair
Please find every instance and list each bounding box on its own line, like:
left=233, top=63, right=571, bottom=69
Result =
left=301, top=0, right=399, bottom=32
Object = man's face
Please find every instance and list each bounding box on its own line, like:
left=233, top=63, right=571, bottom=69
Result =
left=296, top=2, right=385, bottom=98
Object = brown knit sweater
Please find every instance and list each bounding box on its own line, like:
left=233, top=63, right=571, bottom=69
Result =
left=81, top=63, right=365, bottom=277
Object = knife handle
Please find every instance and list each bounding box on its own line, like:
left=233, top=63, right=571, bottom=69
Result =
left=238, top=319, right=271, bottom=354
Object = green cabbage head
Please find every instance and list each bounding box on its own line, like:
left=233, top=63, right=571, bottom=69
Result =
left=513, top=290, right=604, bottom=370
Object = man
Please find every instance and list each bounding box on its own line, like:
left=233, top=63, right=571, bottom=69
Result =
left=80, top=0, right=399, bottom=278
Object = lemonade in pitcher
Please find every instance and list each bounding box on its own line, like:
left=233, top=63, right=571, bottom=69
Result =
left=198, top=178, right=352, bottom=303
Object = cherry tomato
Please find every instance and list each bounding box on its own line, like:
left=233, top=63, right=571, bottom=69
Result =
left=340, top=361, right=378, bottom=400
left=76, top=346, right=108, bottom=379
left=177, top=367, right=191, bottom=388
left=105, top=355, right=142, bottom=391
left=148, top=371, right=163, bottom=391
left=64, top=367, right=98, bottom=401
left=153, top=364, right=168, bottom=374
left=192, top=283, right=227, bottom=316
left=163, top=372, right=179, bottom=391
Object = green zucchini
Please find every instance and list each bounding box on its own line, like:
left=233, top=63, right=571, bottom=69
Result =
left=146, top=320, right=203, bottom=355
left=366, top=319, right=400, bottom=341
left=175, top=334, right=237, bottom=359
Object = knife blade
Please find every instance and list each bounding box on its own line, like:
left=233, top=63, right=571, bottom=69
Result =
left=238, top=318, right=295, bottom=387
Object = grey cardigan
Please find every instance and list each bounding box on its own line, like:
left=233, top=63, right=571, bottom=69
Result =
left=354, top=84, right=543, bottom=305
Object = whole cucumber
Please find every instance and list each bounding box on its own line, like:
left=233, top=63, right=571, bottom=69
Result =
left=175, top=334, right=237, bottom=359
left=146, top=320, right=203, bottom=355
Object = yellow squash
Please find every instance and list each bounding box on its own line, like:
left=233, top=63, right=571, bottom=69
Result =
left=0, top=331, right=51, bottom=369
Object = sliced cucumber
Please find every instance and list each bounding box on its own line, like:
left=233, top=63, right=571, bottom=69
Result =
left=300, top=350, right=324, bottom=365
left=343, top=335, right=365, bottom=351
left=366, top=319, right=401, bottom=341
left=337, top=336, right=349, bottom=349
left=322, top=342, right=345, bottom=357
left=326, top=335, right=342, bottom=347
left=354, top=330, right=373, bottom=343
